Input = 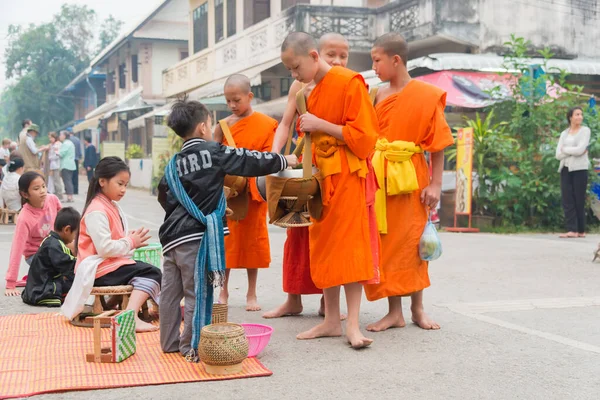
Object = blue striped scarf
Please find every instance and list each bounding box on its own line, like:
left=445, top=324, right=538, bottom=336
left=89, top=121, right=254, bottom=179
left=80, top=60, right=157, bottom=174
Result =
left=165, top=155, right=227, bottom=351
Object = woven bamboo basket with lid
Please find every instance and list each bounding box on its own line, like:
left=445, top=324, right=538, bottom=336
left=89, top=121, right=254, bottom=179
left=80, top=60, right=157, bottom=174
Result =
left=199, top=323, right=249, bottom=374
left=211, top=303, right=228, bottom=324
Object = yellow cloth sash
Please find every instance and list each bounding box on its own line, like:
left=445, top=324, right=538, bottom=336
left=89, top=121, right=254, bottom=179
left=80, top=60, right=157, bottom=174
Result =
left=373, top=138, right=423, bottom=234
left=313, top=132, right=367, bottom=179
left=312, top=132, right=368, bottom=206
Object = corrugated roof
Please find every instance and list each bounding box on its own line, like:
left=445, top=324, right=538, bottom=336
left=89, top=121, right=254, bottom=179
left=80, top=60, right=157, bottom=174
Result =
left=408, top=53, right=600, bottom=75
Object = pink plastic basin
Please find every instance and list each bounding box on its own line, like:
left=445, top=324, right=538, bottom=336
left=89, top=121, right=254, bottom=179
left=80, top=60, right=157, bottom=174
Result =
left=241, top=323, right=273, bottom=357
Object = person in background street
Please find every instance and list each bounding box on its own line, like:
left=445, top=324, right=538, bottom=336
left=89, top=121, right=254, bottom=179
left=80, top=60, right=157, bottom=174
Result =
left=0, top=138, right=11, bottom=162
left=0, top=158, right=25, bottom=211
left=20, top=124, right=46, bottom=173
left=58, top=131, right=76, bottom=203
left=0, top=159, right=5, bottom=186
left=18, top=119, right=32, bottom=143
left=47, top=132, right=64, bottom=201
left=556, top=107, right=590, bottom=238
left=83, top=135, right=98, bottom=183
left=68, top=132, right=82, bottom=195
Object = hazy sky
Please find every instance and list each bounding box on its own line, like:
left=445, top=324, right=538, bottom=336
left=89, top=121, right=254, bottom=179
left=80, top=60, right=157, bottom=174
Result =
left=0, top=0, right=163, bottom=90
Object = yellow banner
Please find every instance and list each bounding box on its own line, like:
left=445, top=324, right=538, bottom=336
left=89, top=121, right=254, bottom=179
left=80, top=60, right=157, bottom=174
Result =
left=101, top=142, right=126, bottom=160
left=152, top=137, right=170, bottom=178
left=455, top=127, right=474, bottom=214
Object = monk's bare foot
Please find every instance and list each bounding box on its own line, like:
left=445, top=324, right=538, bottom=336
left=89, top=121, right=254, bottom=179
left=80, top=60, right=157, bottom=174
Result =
left=263, top=301, right=303, bottom=318
left=411, top=308, right=440, bottom=330
left=366, top=312, right=406, bottom=332
left=317, top=296, right=347, bottom=320
left=135, top=317, right=158, bottom=333
left=246, top=295, right=261, bottom=312
left=218, top=290, right=228, bottom=306
left=346, top=329, right=373, bottom=349
left=296, top=322, right=342, bottom=340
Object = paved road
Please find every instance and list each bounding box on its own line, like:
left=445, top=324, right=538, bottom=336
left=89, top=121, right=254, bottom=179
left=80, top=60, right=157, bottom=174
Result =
left=1, top=181, right=599, bottom=399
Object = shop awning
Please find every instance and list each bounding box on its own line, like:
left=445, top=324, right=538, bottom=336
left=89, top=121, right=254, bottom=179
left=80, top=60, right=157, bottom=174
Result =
left=363, top=70, right=563, bottom=109
left=85, top=86, right=145, bottom=120
left=73, top=116, right=101, bottom=133
left=128, top=104, right=172, bottom=130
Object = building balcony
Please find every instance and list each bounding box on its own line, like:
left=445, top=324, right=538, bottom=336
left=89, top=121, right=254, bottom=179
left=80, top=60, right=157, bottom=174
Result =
left=163, top=1, right=441, bottom=98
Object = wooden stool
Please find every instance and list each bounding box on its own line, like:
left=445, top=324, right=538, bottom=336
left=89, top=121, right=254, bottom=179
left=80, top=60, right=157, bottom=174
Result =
left=90, top=285, right=158, bottom=321
left=85, top=310, right=137, bottom=363
left=1, top=208, right=19, bottom=224
left=90, top=285, right=133, bottom=314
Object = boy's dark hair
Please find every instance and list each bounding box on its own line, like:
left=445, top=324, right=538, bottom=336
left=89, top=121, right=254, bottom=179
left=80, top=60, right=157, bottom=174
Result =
left=22, top=119, right=32, bottom=128
left=84, top=135, right=92, bottom=143
left=167, top=97, right=210, bottom=138
left=54, top=207, right=81, bottom=232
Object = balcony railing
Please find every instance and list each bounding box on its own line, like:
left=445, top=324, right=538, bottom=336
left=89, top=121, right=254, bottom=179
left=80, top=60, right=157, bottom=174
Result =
left=162, top=1, right=432, bottom=98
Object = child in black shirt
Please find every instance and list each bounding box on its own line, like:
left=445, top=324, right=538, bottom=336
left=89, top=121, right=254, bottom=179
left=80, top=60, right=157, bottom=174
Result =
left=22, top=207, right=80, bottom=307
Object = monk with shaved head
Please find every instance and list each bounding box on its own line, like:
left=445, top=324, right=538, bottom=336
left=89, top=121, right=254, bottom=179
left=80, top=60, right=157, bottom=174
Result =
left=364, top=33, right=454, bottom=331
left=264, top=32, right=350, bottom=320
left=215, top=73, right=278, bottom=311
left=279, top=31, right=379, bottom=349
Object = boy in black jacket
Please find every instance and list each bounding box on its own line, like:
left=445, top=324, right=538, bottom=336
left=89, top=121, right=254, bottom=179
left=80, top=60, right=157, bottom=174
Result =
left=158, top=99, right=298, bottom=361
left=22, top=207, right=80, bottom=307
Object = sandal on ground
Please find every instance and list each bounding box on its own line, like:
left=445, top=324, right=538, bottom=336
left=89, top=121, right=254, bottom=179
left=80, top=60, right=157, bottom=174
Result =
left=559, top=232, right=578, bottom=238
left=578, top=233, right=586, bottom=238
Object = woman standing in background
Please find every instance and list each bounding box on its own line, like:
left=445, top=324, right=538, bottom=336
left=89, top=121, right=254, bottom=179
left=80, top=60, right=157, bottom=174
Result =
left=47, top=132, right=64, bottom=201
left=58, top=131, right=76, bottom=203
left=555, top=107, right=591, bottom=238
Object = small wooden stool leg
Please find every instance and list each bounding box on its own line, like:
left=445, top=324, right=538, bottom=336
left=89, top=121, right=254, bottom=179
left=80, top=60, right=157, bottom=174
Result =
left=141, top=302, right=150, bottom=320
left=92, top=296, right=103, bottom=314
left=121, top=294, right=130, bottom=310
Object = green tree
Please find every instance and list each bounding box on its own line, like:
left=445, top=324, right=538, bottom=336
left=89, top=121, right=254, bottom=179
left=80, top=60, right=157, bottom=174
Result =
left=0, top=5, right=124, bottom=138
left=476, top=35, right=593, bottom=229
left=52, top=4, right=97, bottom=62
left=97, top=15, right=124, bottom=55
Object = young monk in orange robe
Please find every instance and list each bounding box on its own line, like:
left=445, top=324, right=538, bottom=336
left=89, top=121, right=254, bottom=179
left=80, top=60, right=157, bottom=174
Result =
left=215, top=74, right=277, bottom=311
left=263, top=33, right=351, bottom=320
left=364, top=33, right=454, bottom=331
left=280, top=32, right=378, bottom=349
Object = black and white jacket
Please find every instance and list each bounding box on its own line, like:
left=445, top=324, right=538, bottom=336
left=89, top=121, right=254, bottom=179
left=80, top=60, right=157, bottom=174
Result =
left=157, top=138, right=287, bottom=254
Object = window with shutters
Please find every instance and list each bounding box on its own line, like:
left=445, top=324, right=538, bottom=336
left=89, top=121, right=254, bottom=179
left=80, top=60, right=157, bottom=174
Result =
left=193, top=3, right=209, bottom=53
left=215, top=0, right=224, bottom=43
left=106, top=72, right=115, bottom=95
left=118, top=64, right=126, bottom=89
left=227, top=0, right=236, bottom=37
left=244, top=0, right=270, bottom=29
left=131, top=55, right=138, bottom=83
left=280, top=77, right=294, bottom=96
left=251, top=83, right=272, bottom=101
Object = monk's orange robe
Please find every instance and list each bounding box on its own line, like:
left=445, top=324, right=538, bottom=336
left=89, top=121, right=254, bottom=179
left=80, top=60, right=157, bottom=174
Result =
left=223, top=112, right=277, bottom=269
left=283, top=227, right=321, bottom=294
left=364, top=80, right=454, bottom=301
left=306, top=66, right=379, bottom=289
